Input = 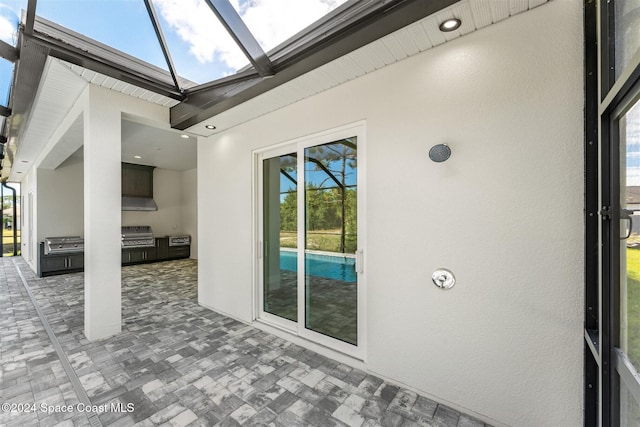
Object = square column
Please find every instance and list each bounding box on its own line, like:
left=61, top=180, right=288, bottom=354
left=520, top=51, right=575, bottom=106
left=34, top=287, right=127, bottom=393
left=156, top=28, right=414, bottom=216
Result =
left=83, top=86, right=121, bottom=340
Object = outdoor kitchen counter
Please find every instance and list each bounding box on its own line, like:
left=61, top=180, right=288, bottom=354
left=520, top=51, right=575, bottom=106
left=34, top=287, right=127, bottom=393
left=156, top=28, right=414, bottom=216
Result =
left=38, top=240, right=190, bottom=277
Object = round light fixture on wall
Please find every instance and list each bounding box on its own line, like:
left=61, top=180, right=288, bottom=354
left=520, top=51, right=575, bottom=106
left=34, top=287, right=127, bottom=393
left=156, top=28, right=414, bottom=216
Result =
left=439, top=18, right=461, bottom=32
left=428, top=144, right=451, bottom=162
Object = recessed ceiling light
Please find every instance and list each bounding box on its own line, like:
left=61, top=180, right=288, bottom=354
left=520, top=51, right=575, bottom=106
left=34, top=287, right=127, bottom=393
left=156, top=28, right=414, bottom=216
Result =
left=181, top=134, right=189, bottom=139
left=21, top=160, right=28, bottom=163
left=16, top=171, right=22, bottom=174
left=134, top=155, right=142, bottom=159
left=439, top=18, right=461, bottom=32
left=205, top=125, right=216, bottom=130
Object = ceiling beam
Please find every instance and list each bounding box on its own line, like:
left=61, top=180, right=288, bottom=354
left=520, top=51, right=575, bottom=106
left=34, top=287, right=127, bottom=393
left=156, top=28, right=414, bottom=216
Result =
left=26, top=30, right=185, bottom=101
left=24, top=0, right=37, bottom=36
left=203, top=0, right=274, bottom=77
left=0, top=40, right=18, bottom=62
left=170, top=0, right=458, bottom=130
left=144, top=0, right=182, bottom=92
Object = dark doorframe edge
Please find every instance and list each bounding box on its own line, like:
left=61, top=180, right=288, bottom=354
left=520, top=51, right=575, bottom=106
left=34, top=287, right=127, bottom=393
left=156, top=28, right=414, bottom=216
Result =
left=584, top=0, right=599, bottom=425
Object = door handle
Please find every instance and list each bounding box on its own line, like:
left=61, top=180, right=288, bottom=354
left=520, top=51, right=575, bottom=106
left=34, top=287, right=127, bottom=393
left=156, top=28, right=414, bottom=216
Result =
left=622, top=209, right=634, bottom=240
left=355, top=250, right=364, bottom=274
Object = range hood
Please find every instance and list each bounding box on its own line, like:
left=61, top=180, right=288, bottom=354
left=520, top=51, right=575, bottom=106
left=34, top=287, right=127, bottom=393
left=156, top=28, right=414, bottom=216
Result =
left=121, top=196, right=158, bottom=211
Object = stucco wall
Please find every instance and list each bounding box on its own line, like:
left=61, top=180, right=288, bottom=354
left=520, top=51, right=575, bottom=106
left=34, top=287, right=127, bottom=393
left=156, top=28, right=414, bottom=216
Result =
left=199, top=1, right=583, bottom=425
left=181, top=168, right=198, bottom=259
left=37, top=156, right=84, bottom=243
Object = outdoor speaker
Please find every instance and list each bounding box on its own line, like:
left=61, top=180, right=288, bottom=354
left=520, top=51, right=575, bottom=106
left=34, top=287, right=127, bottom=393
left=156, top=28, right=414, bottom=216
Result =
left=429, top=144, right=451, bottom=162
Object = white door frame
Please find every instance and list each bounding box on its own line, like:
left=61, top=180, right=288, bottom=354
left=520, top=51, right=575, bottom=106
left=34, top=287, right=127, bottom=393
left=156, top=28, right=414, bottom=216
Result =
left=253, top=121, right=367, bottom=360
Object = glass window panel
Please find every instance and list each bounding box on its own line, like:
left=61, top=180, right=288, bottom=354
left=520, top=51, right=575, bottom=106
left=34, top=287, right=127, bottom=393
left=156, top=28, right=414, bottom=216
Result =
left=0, top=58, right=14, bottom=106
left=304, top=138, right=357, bottom=345
left=35, top=0, right=168, bottom=72
left=621, top=96, right=640, bottom=371
left=263, top=154, right=297, bottom=322
left=615, top=0, right=640, bottom=79
left=2, top=182, right=20, bottom=257
left=620, top=382, right=640, bottom=426
left=0, top=1, right=24, bottom=46
left=232, top=0, right=349, bottom=53
left=152, top=0, right=252, bottom=85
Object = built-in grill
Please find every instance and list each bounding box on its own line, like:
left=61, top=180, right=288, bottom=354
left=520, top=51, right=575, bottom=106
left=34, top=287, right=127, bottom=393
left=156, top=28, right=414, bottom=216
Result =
left=168, top=235, right=191, bottom=246
left=121, top=226, right=155, bottom=248
left=44, top=236, right=84, bottom=255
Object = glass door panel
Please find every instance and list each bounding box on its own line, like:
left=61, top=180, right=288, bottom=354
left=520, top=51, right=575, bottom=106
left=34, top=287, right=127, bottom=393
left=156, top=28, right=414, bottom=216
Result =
left=619, top=94, right=640, bottom=421
left=620, top=382, right=640, bottom=426
left=263, top=154, right=298, bottom=322
left=621, top=97, right=640, bottom=372
left=303, top=138, right=358, bottom=345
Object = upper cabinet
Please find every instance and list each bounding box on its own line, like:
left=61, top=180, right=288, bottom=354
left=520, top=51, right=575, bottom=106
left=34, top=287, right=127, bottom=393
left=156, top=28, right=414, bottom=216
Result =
left=122, top=163, right=154, bottom=198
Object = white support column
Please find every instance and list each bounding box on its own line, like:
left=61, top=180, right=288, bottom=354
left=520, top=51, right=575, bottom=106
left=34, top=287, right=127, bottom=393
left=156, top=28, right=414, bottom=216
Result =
left=83, top=86, right=121, bottom=341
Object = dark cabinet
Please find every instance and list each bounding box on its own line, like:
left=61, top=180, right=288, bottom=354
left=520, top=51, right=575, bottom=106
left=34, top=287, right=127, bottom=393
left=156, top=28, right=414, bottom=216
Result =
left=67, top=253, right=84, bottom=269
left=168, top=245, right=190, bottom=259
left=39, top=243, right=84, bottom=277
left=156, top=238, right=169, bottom=260
left=39, top=240, right=189, bottom=277
left=122, top=163, right=154, bottom=198
left=122, top=247, right=157, bottom=265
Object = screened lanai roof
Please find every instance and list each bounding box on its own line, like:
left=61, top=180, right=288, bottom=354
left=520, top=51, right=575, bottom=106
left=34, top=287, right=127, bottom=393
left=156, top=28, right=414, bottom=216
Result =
left=2, top=0, right=542, bottom=181
left=0, top=0, right=458, bottom=130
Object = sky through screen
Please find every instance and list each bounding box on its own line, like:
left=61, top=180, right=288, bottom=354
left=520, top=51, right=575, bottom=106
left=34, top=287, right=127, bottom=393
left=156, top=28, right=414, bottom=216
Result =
left=0, top=0, right=348, bottom=85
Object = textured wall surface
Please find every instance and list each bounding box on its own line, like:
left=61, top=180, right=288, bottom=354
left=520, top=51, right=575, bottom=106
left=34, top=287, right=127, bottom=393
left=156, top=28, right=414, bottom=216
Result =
left=197, top=1, right=584, bottom=424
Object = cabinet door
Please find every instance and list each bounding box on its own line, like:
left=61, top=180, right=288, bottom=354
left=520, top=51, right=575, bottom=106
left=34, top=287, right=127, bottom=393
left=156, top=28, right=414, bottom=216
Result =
left=168, top=245, right=190, bottom=259
left=128, top=248, right=146, bottom=264
left=156, top=238, right=169, bottom=260
left=122, top=163, right=154, bottom=198
left=144, top=247, right=157, bottom=262
left=42, top=255, right=68, bottom=272
left=67, top=254, right=84, bottom=269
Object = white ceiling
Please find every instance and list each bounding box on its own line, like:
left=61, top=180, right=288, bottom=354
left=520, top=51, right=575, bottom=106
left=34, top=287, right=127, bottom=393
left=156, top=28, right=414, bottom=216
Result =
left=7, top=0, right=548, bottom=182
left=121, top=119, right=197, bottom=170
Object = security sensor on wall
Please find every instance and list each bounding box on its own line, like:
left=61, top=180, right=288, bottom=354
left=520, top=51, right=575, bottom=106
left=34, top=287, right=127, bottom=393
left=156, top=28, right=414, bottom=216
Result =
left=429, top=144, right=451, bottom=162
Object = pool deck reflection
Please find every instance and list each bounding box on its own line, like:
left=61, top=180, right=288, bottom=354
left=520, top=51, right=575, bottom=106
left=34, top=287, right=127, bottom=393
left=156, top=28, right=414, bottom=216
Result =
left=264, top=271, right=357, bottom=345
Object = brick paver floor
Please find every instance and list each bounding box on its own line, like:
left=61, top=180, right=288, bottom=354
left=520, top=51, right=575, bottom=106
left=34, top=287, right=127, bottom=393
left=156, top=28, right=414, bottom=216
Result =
left=0, top=257, right=490, bottom=427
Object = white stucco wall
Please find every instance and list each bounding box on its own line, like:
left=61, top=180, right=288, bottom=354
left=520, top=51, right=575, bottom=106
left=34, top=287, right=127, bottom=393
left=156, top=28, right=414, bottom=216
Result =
left=197, top=1, right=583, bottom=425
left=37, top=157, right=84, bottom=243
left=181, top=168, right=198, bottom=259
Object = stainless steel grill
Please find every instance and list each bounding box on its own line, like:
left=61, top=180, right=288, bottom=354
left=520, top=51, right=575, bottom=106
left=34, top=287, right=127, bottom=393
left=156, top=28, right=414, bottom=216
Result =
left=45, top=236, right=84, bottom=255
left=168, top=235, right=191, bottom=246
left=121, top=226, right=155, bottom=248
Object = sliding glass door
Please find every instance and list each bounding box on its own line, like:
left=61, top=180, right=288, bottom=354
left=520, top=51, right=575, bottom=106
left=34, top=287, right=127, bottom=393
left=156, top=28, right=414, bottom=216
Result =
left=303, top=140, right=358, bottom=345
left=262, top=152, right=298, bottom=322
left=257, top=125, right=364, bottom=356
left=618, top=95, right=640, bottom=426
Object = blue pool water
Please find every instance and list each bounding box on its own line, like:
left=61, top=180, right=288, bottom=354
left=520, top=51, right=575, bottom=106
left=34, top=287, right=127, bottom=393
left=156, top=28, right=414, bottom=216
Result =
left=280, top=251, right=357, bottom=283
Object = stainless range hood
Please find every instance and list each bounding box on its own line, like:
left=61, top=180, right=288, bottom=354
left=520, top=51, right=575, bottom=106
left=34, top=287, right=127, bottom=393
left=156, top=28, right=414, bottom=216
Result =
left=121, top=196, right=158, bottom=211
